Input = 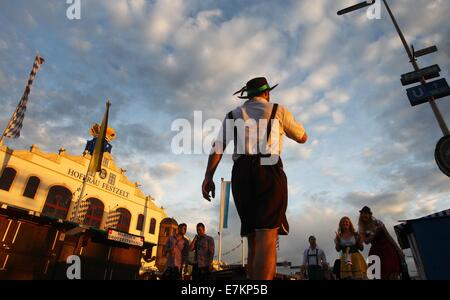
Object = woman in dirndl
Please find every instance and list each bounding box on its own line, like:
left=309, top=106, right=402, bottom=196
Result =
left=358, top=206, right=404, bottom=280
left=335, top=216, right=368, bottom=279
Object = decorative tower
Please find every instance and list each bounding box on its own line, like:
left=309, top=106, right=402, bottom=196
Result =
left=155, top=217, right=179, bottom=272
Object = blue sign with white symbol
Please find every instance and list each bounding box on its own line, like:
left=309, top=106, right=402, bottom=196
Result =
left=406, top=78, right=450, bottom=107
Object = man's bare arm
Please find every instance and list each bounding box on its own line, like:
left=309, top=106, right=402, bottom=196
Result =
left=202, top=152, right=223, bottom=201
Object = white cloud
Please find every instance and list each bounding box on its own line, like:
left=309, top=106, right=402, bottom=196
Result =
left=311, top=124, right=335, bottom=134
left=346, top=191, right=411, bottom=218
left=295, top=18, right=337, bottom=69
left=149, top=162, right=182, bottom=179
left=322, top=166, right=353, bottom=184
left=332, top=110, right=345, bottom=125
left=69, top=37, right=91, bottom=52
left=129, top=0, right=146, bottom=13
left=145, top=0, right=186, bottom=49
left=296, top=139, right=319, bottom=160
left=303, top=64, right=339, bottom=91
left=105, top=0, right=131, bottom=26
left=277, top=86, right=313, bottom=106
left=324, top=90, right=350, bottom=105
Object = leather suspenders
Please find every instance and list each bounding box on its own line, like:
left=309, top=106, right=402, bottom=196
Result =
left=226, top=103, right=279, bottom=156
left=307, top=248, right=319, bottom=265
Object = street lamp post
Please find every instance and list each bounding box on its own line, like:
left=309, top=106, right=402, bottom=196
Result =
left=338, top=0, right=450, bottom=136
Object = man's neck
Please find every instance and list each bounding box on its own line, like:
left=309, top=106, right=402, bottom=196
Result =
left=251, top=96, right=269, bottom=102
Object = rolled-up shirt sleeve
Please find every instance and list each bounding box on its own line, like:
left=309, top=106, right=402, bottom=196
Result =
left=280, top=106, right=306, bottom=143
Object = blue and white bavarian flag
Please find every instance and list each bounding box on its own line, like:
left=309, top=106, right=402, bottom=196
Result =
left=3, top=55, right=45, bottom=139
left=220, top=180, right=231, bottom=229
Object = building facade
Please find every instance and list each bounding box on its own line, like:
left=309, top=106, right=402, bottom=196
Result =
left=0, top=134, right=168, bottom=279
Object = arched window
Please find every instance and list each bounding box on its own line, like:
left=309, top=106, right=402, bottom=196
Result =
left=149, top=218, right=156, bottom=235
left=42, top=185, right=72, bottom=219
left=136, top=214, right=144, bottom=231
left=0, top=167, right=17, bottom=191
left=23, top=176, right=40, bottom=199
left=116, top=208, right=131, bottom=232
left=83, top=198, right=104, bottom=228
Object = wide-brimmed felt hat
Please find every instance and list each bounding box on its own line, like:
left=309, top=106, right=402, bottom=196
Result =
left=359, top=206, right=373, bottom=215
left=233, top=77, right=279, bottom=99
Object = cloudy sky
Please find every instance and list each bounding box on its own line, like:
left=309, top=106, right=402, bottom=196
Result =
left=1, top=0, right=450, bottom=273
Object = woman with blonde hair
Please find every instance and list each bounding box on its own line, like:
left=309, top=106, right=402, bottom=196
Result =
left=335, top=216, right=367, bottom=279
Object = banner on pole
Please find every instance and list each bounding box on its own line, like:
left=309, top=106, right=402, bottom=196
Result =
left=220, top=180, right=231, bottom=229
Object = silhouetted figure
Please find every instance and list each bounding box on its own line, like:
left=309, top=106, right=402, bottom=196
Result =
left=202, top=77, right=307, bottom=280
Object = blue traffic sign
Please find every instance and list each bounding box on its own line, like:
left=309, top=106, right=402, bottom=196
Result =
left=406, top=78, right=450, bottom=107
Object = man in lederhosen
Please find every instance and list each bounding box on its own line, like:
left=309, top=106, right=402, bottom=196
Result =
left=302, top=235, right=327, bottom=280
left=201, top=77, right=307, bottom=280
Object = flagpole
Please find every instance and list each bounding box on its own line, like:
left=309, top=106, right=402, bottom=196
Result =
left=0, top=111, right=15, bottom=145
left=241, top=237, right=245, bottom=267
left=218, top=178, right=225, bottom=268
left=0, top=121, right=12, bottom=146
left=72, top=158, right=94, bottom=223
left=73, top=101, right=111, bottom=224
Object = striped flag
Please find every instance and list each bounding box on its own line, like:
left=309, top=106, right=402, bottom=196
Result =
left=220, top=180, right=231, bottom=229
left=88, top=102, right=110, bottom=175
left=3, top=55, right=45, bottom=139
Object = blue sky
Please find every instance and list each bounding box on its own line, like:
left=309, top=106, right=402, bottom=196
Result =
left=1, top=0, right=450, bottom=271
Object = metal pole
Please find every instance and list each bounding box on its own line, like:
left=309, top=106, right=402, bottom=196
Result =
left=218, top=178, right=224, bottom=267
left=241, top=237, right=245, bottom=267
left=382, top=0, right=450, bottom=136
left=73, top=158, right=93, bottom=223
left=0, top=130, right=7, bottom=146
left=0, top=103, right=20, bottom=146
left=141, top=196, right=149, bottom=237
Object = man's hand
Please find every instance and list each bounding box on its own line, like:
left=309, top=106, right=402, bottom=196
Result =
left=202, top=176, right=215, bottom=201
left=202, top=152, right=222, bottom=201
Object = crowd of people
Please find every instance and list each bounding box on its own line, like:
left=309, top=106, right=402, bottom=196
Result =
left=300, top=206, right=408, bottom=280
left=161, top=206, right=407, bottom=281
left=163, top=222, right=215, bottom=280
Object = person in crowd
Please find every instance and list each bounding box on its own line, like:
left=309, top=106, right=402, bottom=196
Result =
left=335, top=216, right=367, bottom=279
left=302, top=235, right=327, bottom=280
left=358, top=206, right=404, bottom=280
left=178, top=223, right=190, bottom=278
left=189, top=223, right=215, bottom=280
left=164, top=227, right=180, bottom=280
left=164, top=223, right=190, bottom=280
